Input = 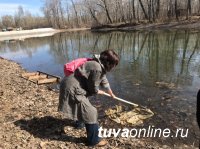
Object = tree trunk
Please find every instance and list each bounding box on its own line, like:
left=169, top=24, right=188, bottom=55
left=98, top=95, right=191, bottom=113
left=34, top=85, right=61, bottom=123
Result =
left=152, top=0, right=155, bottom=22
left=66, top=4, right=71, bottom=27
left=199, top=0, right=200, bottom=14
left=89, top=8, right=101, bottom=24
left=147, top=0, right=151, bottom=22
left=138, top=0, right=148, bottom=20
left=167, top=0, right=173, bottom=19
left=187, top=0, right=191, bottom=20
left=59, top=0, right=65, bottom=28
left=155, top=0, right=160, bottom=19
left=71, top=0, right=79, bottom=27
left=175, top=0, right=179, bottom=21
left=102, top=0, right=112, bottom=23
left=85, top=0, right=101, bottom=24
left=132, top=0, right=136, bottom=20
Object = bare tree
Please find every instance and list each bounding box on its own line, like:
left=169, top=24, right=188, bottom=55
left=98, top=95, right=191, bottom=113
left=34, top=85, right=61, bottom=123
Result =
left=97, top=0, right=113, bottom=23
left=132, top=0, right=136, bottom=20
left=155, top=0, right=160, bottom=19
left=66, top=4, right=72, bottom=27
left=85, top=0, right=101, bottom=25
left=187, top=0, right=191, bottom=19
left=70, top=0, right=79, bottom=27
left=167, top=0, right=174, bottom=19
left=14, top=6, right=24, bottom=27
left=59, top=0, right=65, bottom=28
left=42, top=0, right=65, bottom=28
left=0, top=19, right=3, bottom=28
left=138, top=0, right=148, bottom=20
left=116, top=0, right=125, bottom=23
left=1, top=15, right=14, bottom=27
left=42, top=6, right=52, bottom=26
left=175, top=0, right=179, bottom=20
left=199, top=0, right=200, bottom=14
left=2, top=0, right=200, bottom=29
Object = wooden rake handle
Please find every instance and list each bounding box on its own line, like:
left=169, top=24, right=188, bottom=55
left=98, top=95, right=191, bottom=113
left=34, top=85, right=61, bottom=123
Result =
left=102, top=92, right=139, bottom=107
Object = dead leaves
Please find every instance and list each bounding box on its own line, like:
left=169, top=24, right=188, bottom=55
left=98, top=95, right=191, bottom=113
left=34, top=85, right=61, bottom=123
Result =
left=105, top=105, right=154, bottom=126
left=155, top=82, right=176, bottom=89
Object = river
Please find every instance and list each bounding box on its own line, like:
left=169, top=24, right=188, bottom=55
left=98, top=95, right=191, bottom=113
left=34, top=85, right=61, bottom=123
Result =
left=0, top=30, right=200, bottom=147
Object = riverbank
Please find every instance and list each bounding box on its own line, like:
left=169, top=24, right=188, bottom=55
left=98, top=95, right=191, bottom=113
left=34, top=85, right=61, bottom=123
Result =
left=91, top=19, right=200, bottom=32
left=0, top=19, right=200, bottom=41
left=0, top=57, right=196, bottom=148
left=0, top=28, right=63, bottom=41
left=0, top=28, right=90, bottom=41
left=0, top=28, right=61, bottom=36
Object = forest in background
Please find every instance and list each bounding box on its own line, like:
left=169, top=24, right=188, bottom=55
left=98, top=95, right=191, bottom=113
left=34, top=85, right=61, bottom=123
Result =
left=0, top=0, right=200, bottom=30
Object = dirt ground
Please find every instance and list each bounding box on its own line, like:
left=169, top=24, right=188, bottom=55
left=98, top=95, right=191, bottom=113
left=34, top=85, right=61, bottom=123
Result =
left=0, top=57, right=197, bottom=149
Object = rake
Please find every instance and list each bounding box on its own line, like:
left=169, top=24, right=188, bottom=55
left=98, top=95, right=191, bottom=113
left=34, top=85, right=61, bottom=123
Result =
left=102, top=92, right=139, bottom=107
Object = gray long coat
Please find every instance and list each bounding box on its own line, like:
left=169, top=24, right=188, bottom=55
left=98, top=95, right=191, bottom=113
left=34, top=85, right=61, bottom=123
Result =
left=58, top=55, right=110, bottom=124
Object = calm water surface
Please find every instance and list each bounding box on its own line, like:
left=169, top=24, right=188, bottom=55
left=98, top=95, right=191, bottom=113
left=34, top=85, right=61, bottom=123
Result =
left=0, top=30, right=200, bottom=146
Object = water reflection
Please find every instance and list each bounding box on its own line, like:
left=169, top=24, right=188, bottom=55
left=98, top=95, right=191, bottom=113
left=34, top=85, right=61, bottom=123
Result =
left=0, top=30, right=200, bottom=146
left=0, top=30, right=200, bottom=88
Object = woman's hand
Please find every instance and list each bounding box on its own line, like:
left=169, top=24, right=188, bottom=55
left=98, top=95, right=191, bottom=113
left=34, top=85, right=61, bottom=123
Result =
left=107, top=89, right=116, bottom=99
left=97, top=90, right=106, bottom=95
left=110, top=93, right=116, bottom=98
left=98, top=89, right=116, bottom=99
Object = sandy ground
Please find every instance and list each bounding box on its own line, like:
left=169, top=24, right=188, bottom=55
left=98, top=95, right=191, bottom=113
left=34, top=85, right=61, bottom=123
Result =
left=0, top=28, right=60, bottom=36
left=0, top=57, right=198, bottom=149
left=0, top=28, right=63, bottom=41
left=0, top=28, right=90, bottom=41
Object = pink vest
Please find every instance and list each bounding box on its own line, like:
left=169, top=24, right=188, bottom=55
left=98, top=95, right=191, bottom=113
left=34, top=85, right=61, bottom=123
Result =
left=64, top=58, right=92, bottom=76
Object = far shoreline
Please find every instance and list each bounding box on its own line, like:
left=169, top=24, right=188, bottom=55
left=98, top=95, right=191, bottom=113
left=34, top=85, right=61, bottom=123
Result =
left=0, top=19, right=200, bottom=41
left=91, top=19, right=200, bottom=32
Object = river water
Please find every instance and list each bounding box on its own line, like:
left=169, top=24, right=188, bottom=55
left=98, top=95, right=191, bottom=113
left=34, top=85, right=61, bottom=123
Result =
left=0, top=30, right=200, bottom=146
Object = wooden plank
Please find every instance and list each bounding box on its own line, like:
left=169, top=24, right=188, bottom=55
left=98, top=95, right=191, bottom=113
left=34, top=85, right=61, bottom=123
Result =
left=37, top=71, right=61, bottom=80
left=28, top=74, right=47, bottom=80
left=22, top=72, right=38, bottom=78
left=27, top=80, right=37, bottom=84
left=22, top=71, right=61, bottom=85
left=37, top=78, right=58, bottom=84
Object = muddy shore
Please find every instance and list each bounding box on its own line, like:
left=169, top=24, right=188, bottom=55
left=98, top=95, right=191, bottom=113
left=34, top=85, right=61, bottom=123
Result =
left=0, top=57, right=198, bottom=148
left=91, top=19, right=200, bottom=32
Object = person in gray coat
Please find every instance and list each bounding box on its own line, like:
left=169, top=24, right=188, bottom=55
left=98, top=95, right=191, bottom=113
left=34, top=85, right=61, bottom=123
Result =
left=58, top=49, right=119, bottom=146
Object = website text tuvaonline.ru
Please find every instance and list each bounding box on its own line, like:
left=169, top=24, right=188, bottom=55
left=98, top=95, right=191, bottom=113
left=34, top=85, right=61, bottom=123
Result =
left=98, top=126, right=188, bottom=138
